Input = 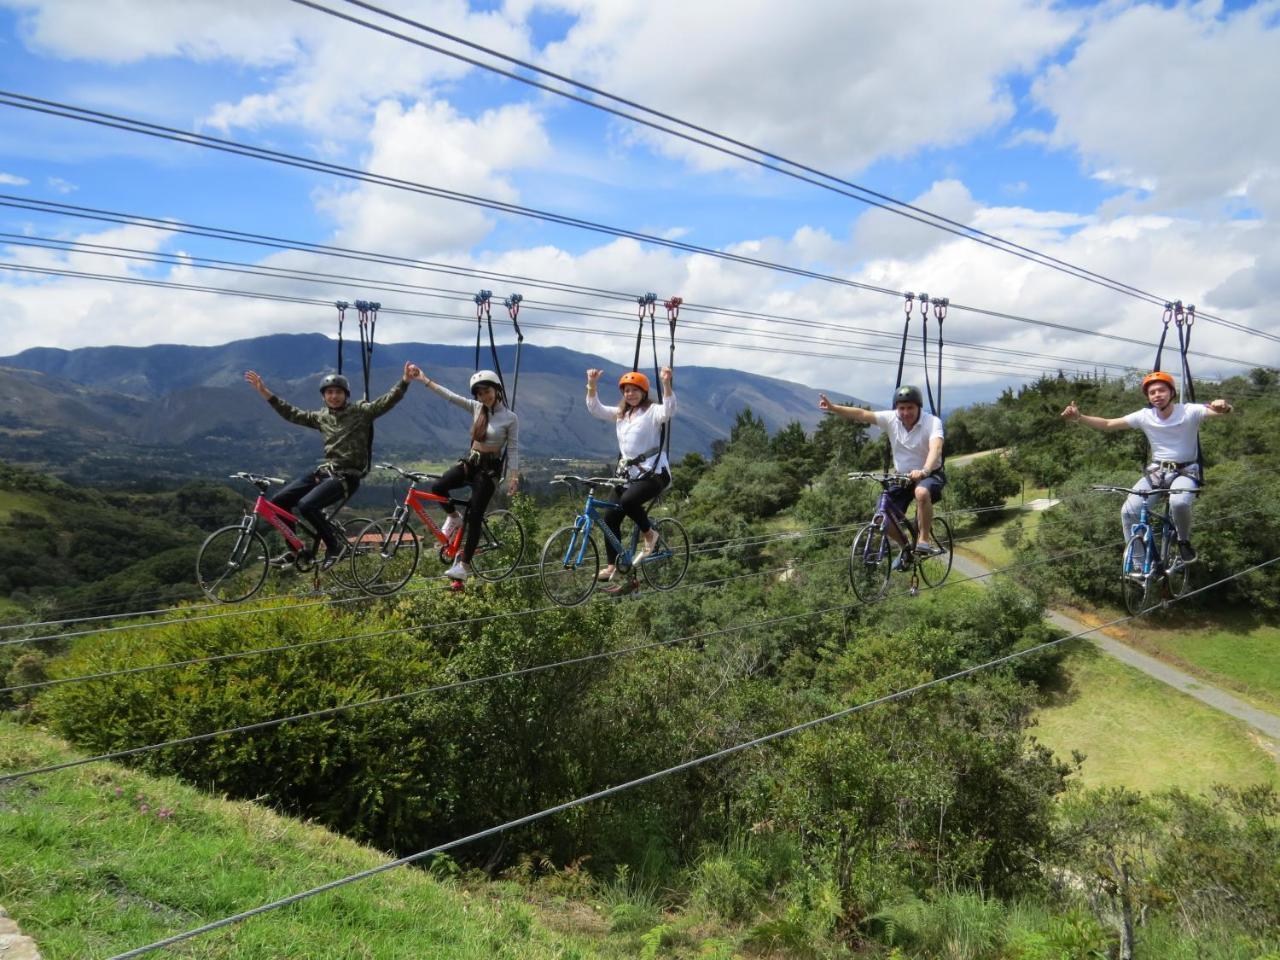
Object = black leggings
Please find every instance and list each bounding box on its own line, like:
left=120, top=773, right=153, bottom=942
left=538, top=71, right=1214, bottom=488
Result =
left=272, top=471, right=355, bottom=553
left=431, top=460, right=498, bottom=563
left=602, top=472, right=668, bottom=564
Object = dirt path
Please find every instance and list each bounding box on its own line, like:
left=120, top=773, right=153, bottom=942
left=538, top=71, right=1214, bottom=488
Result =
left=0, top=906, right=41, bottom=960
left=951, top=552, right=1280, bottom=756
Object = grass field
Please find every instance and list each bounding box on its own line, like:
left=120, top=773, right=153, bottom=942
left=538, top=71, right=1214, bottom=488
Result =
left=954, top=507, right=1044, bottom=569
left=0, top=488, right=52, bottom=523
left=0, top=721, right=605, bottom=960
left=1033, top=641, right=1279, bottom=793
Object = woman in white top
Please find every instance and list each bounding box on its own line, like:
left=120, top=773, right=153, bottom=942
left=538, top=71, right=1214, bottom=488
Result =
left=410, top=367, right=519, bottom=580
left=586, top=366, right=676, bottom=588
left=1062, top=370, right=1232, bottom=564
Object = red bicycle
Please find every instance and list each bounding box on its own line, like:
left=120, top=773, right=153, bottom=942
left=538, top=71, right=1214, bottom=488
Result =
left=195, top=472, right=375, bottom=602
left=352, top=463, right=525, bottom=595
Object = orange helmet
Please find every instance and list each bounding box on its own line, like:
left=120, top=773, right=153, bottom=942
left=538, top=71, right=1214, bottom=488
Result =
left=1141, top=370, right=1177, bottom=396
left=618, top=371, right=650, bottom=393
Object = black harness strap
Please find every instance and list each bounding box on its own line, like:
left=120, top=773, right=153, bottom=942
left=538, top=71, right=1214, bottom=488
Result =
left=633, top=292, right=656, bottom=370
left=894, top=292, right=915, bottom=391
left=662, top=297, right=680, bottom=458
left=1153, top=302, right=1174, bottom=372
left=334, top=300, right=349, bottom=375
left=919, top=292, right=936, bottom=417
left=933, top=297, right=947, bottom=420
left=504, top=293, right=524, bottom=412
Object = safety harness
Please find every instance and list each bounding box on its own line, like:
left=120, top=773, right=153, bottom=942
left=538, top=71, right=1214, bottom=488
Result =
left=472, top=290, right=523, bottom=478
left=619, top=293, right=679, bottom=480
left=1152, top=300, right=1203, bottom=477
left=886, top=292, right=947, bottom=472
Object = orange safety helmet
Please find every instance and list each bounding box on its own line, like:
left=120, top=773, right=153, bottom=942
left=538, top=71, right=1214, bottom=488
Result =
left=618, top=370, right=650, bottom=393
left=1141, top=370, right=1177, bottom=396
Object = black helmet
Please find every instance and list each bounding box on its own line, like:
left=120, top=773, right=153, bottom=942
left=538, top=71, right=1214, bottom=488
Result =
left=893, top=385, right=923, bottom=407
left=319, top=373, right=350, bottom=396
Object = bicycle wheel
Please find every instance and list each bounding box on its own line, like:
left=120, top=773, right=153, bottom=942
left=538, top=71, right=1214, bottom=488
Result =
left=471, top=509, right=526, bottom=582
left=353, top=518, right=419, bottom=596
left=640, top=517, right=690, bottom=591
left=849, top=522, right=891, bottom=603
left=540, top=524, right=599, bottom=607
left=196, top=525, right=269, bottom=603
left=325, top=517, right=370, bottom=592
left=1120, top=533, right=1153, bottom=616
left=916, top=516, right=954, bottom=588
left=1161, top=531, right=1192, bottom=602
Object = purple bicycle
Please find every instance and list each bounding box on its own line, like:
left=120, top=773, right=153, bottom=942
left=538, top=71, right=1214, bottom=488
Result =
left=847, top=472, right=954, bottom=602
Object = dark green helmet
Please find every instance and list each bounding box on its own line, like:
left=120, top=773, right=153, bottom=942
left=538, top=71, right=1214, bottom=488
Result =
left=319, top=373, right=350, bottom=396
left=893, top=385, right=923, bottom=407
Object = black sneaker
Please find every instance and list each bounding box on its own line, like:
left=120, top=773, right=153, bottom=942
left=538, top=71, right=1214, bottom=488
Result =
left=319, top=544, right=348, bottom=572
left=1178, top=541, right=1197, bottom=564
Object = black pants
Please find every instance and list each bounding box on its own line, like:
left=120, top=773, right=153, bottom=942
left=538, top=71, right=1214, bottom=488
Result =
left=272, top=471, right=355, bottom=553
left=431, top=460, right=498, bottom=563
left=602, top=472, right=668, bottom=564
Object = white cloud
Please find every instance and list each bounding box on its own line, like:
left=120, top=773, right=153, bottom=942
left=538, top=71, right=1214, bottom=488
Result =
left=1033, top=0, right=1280, bottom=212
left=46, top=177, right=76, bottom=194
left=850, top=180, right=981, bottom=263
left=315, top=96, right=552, bottom=254
left=539, top=0, right=1078, bottom=173
left=0, top=173, right=29, bottom=185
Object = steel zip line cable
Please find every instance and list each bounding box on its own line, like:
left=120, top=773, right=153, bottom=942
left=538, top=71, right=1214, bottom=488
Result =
left=0, top=262, right=1086, bottom=380
left=99, top=553, right=1280, bottom=959
left=0, top=238, right=1119, bottom=378
left=1, top=193, right=1264, bottom=371
left=295, top=0, right=1275, bottom=345
left=2, top=92, right=1272, bottom=365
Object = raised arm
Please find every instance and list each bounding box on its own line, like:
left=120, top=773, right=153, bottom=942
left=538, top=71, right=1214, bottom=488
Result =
left=819, top=393, right=877, bottom=426
left=1204, top=398, right=1234, bottom=418
left=365, top=361, right=415, bottom=417
left=1060, top=401, right=1130, bottom=432
left=585, top=368, right=616, bottom=421
left=247, top=370, right=320, bottom=429
left=410, top=366, right=478, bottom=412
left=652, top=366, right=677, bottom=423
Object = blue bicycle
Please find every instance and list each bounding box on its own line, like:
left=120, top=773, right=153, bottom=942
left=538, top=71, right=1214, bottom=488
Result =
left=847, top=472, right=954, bottom=602
left=1092, top=484, right=1197, bottom=615
left=540, top=474, right=690, bottom=606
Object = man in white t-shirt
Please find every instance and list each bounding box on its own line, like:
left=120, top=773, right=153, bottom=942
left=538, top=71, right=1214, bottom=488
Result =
left=1061, top=371, right=1233, bottom=564
left=820, top=385, right=946, bottom=560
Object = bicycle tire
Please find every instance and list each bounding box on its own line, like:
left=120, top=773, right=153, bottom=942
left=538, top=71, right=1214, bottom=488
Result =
left=1161, top=529, right=1192, bottom=603
left=471, top=509, right=526, bottom=582
left=326, top=517, right=370, bottom=592
left=540, top=524, right=599, bottom=607
left=352, top=517, right=419, bottom=596
left=640, top=517, right=690, bottom=591
left=196, top=525, right=269, bottom=603
left=1120, top=533, right=1153, bottom=616
left=916, top=516, right=954, bottom=587
left=849, top=522, right=891, bottom=603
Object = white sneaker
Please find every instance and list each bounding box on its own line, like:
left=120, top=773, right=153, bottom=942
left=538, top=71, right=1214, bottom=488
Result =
left=441, top=514, right=462, bottom=538
left=445, top=560, right=472, bottom=580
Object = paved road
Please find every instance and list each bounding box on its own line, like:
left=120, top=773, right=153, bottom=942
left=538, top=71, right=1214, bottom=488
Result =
left=952, top=552, right=1280, bottom=752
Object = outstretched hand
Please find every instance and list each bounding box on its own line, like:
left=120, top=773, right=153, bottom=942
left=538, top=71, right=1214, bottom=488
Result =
left=245, top=370, right=271, bottom=400
left=586, top=368, right=603, bottom=385
left=1209, top=398, right=1234, bottom=414
left=1061, top=401, right=1081, bottom=421
left=818, top=393, right=833, bottom=413
left=403, top=361, right=420, bottom=382
left=660, top=366, right=673, bottom=387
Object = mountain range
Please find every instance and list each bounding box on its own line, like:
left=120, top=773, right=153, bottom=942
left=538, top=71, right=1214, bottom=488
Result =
left=0, top=333, right=867, bottom=483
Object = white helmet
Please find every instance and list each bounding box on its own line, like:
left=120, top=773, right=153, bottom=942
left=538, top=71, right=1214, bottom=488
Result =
left=469, top=370, right=502, bottom=395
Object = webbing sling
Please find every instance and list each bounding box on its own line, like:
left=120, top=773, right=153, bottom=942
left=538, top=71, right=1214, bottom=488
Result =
left=334, top=300, right=349, bottom=375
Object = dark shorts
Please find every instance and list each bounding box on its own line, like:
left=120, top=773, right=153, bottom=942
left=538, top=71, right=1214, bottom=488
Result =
left=888, top=473, right=945, bottom=513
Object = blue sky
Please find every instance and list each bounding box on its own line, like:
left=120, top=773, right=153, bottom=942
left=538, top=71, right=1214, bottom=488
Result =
left=0, top=0, right=1277, bottom=407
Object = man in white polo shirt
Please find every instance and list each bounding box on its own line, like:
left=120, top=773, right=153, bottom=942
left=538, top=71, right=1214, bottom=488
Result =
left=1061, top=371, right=1233, bottom=564
left=820, top=385, right=946, bottom=559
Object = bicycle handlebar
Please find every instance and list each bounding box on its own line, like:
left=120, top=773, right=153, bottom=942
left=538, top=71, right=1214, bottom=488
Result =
left=553, top=473, right=627, bottom=488
left=230, top=471, right=285, bottom=487
left=376, top=462, right=439, bottom=483
left=1090, top=484, right=1203, bottom=498
left=848, top=471, right=914, bottom=486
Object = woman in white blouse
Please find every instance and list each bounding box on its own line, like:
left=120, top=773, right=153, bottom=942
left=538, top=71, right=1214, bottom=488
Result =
left=585, top=365, right=676, bottom=589
left=410, top=367, right=519, bottom=581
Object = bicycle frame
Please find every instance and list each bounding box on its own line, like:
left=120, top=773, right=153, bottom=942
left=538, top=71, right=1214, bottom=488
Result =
left=857, top=487, right=917, bottom=564
left=393, top=486, right=470, bottom=557
left=1124, top=494, right=1178, bottom=578
left=560, top=488, right=664, bottom=569
left=252, top=495, right=306, bottom=552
